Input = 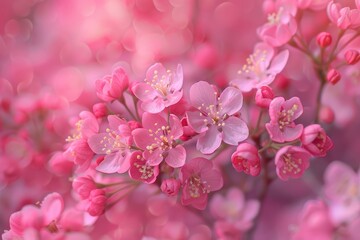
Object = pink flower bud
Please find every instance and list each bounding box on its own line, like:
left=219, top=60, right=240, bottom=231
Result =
left=72, top=176, right=96, bottom=199
left=326, top=69, right=341, bottom=85
left=95, top=67, right=129, bottom=102
left=92, top=103, right=107, bottom=118
left=231, top=143, right=261, bottom=176
left=345, top=49, right=360, bottom=65
left=180, top=117, right=196, bottom=141
left=255, top=86, right=275, bottom=108
left=160, top=178, right=181, bottom=196
left=301, top=124, right=333, bottom=157
left=128, top=120, right=141, bottom=130
left=87, top=189, right=107, bottom=216
left=319, top=106, right=335, bottom=124
left=316, top=32, right=332, bottom=48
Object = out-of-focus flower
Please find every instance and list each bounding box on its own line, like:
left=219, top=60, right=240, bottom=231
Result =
left=345, top=49, right=360, bottom=65
left=87, top=189, right=107, bottom=216
left=326, top=68, right=341, bottom=85
left=231, top=43, right=289, bottom=92
left=161, top=178, right=181, bottom=196
left=231, top=143, right=261, bottom=176
left=187, top=81, right=248, bottom=154
left=133, top=63, right=183, bottom=113
left=95, top=67, right=129, bottom=102
left=319, top=105, right=335, bottom=124
left=327, top=1, right=360, bottom=29
left=275, top=146, right=311, bottom=181
left=180, top=157, right=223, bottom=210
left=72, top=176, right=97, bottom=200
left=255, top=86, right=275, bottom=108
left=316, top=32, right=332, bottom=47
left=266, top=97, right=304, bottom=143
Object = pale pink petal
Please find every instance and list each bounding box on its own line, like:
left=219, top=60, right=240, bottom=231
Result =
left=222, top=117, right=249, bottom=145
left=108, top=115, right=126, bottom=130
left=88, top=133, right=112, bottom=154
left=197, top=126, right=222, bottom=154
left=283, top=97, right=303, bottom=120
left=132, top=82, right=158, bottom=102
left=146, top=63, right=167, bottom=81
left=268, top=97, right=285, bottom=121
left=164, top=90, right=183, bottom=106
left=145, top=148, right=164, bottom=166
left=141, top=112, right=167, bottom=130
left=169, top=114, right=183, bottom=139
left=132, top=128, right=153, bottom=150
left=170, top=64, right=183, bottom=91
left=268, top=50, right=289, bottom=74
left=141, top=97, right=166, bottom=113
left=96, top=153, right=126, bottom=173
left=201, top=168, right=223, bottom=191
left=165, top=145, right=186, bottom=168
left=41, top=192, right=64, bottom=224
left=231, top=78, right=256, bottom=92
left=189, top=81, right=216, bottom=108
left=283, top=124, right=304, bottom=141
left=219, top=87, right=243, bottom=115
left=186, top=111, right=208, bottom=133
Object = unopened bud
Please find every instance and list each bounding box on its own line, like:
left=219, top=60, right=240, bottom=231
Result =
left=316, top=32, right=332, bottom=48
left=255, top=86, right=275, bottom=108
left=319, top=106, right=335, bottom=124
left=92, top=103, right=107, bottom=118
left=345, top=49, right=360, bottom=65
left=326, top=69, right=341, bottom=85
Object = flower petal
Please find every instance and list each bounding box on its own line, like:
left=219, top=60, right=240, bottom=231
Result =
left=197, top=125, right=222, bottom=154
left=222, top=117, right=249, bottom=145
left=219, top=87, right=243, bottom=115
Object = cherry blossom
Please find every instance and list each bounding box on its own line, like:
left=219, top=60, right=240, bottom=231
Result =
left=301, top=124, right=333, bottom=157
left=95, top=67, right=129, bottom=102
left=231, top=143, right=261, bottom=176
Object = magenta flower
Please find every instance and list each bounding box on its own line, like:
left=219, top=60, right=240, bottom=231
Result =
left=132, top=112, right=186, bottom=168
left=95, top=67, right=129, bottom=102
left=87, top=189, right=107, bottom=216
left=72, top=176, right=97, bottom=200
left=180, top=157, right=223, bottom=210
left=266, top=97, right=304, bottom=143
left=133, top=63, right=183, bottom=113
left=231, top=43, right=289, bottom=92
left=88, top=115, right=131, bottom=174
left=257, top=6, right=297, bottom=47
left=327, top=1, right=360, bottom=29
left=129, top=151, right=159, bottom=184
left=231, top=143, right=261, bottom=176
left=275, top=146, right=311, bottom=181
left=187, top=81, right=249, bottom=154
left=301, top=124, right=333, bottom=157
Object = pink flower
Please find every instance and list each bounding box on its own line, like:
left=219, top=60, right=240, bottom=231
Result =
left=210, top=188, right=260, bottom=229
left=132, top=113, right=186, bottom=168
left=265, top=97, right=304, bottom=143
left=5, top=193, right=65, bottom=237
left=257, top=6, right=297, bottom=47
left=187, top=81, right=249, bottom=154
left=231, top=143, right=261, bottom=176
left=87, top=189, right=107, bottom=216
left=129, top=151, right=159, bottom=184
left=327, top=1, right=360, bottom=29
left=88, top=115, right=131, bottom=174
left=72, top=176, right=97, bottom=200
left=133, top=63, right=183, bottom=113
left=292, top=200, right=334, bottom=240
left=231, top=43, right=289, bottom=92
left=161, top=178, right=181, bottom=196
left=275, top=146, right=311, bottom=181
left=301, top=124, right=333, bottom=157
left=95, top=67, right=129, bottom=102
left=255, top=86, right=275, bottom=108
left=180, top=157, right=223, bottom=210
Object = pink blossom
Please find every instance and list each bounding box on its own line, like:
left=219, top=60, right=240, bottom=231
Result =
left=210, top=188, right=260, bottom=230
left=275, top=146, right=311, bottom=181
left=292, top=200, right=334, bottom=240
left=301, top=124, right=333, bottom=157
left=231, top=143, right=261, bottom=176
left=129, top=151, right=159, bottom=184
left=95, top=67, right=129, bottom=102
left=132, top=63, right=183, bottom=113
left=297, top=0, right=331, bottom=10
left=231, top=43, right=289, bottom=92
left=87, top=115, right=131, bottom=174
left=266, top=97, right=304, bottom=143
left=180, top=157, right=223, bottom=210
left=257, top=6, right=297, bottom=47
left=4, top=193, right=65, bottom=238
left=92, top=103, right=108, bottom=118
left=132, top=113, right=185, bottom=168
left=324, top=161, right=359, bottom=205
left=187, top=81, right=249, bottom=154
left=319, top=106, right=335, bottom=124
left=87, top=189, right=107, bottom=216
left=72, top=176, right=97, bottom=200
left=161, top=178, right=181, bottom=196
left=327, top=1, right=360, bottom=29
left=255, top=86, right=275, bottom=108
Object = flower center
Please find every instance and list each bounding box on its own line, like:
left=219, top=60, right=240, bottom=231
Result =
left=66, top=120, right=83, bottom=142
left=145, top=69, right=173, bottom=97
left=101, top=128, right=129, bottom=155
left=238, top=49, right=268, bottom=79
left=187, top=175, right=211, bottom=198
left=146, top=124, right=175, bottom=153
left=282, top=153, right=301, bottom=175
left=278, top=104, right=298, bottom=130
left=134, top=154, right=154, bottom=180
